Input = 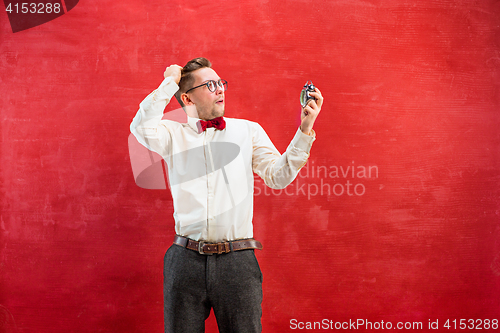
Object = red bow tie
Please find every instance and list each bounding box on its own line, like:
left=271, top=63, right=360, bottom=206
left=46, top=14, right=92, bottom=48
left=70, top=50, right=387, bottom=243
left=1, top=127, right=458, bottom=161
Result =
left=200, top=117, right=226, bottom=131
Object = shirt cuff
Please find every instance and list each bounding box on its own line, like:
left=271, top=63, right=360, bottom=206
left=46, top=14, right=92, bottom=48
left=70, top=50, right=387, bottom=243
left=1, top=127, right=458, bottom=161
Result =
left=291, top=128, right=316, bottom=153
left=157, top=76, right=179, bottom=100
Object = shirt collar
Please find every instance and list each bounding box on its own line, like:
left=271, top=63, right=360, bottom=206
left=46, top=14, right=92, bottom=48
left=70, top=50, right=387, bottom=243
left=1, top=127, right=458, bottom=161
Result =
left=186, top=115, right=201, bottom=133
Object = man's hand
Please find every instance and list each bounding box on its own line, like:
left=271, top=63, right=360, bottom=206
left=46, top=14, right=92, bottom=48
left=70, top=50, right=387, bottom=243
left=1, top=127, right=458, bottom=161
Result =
left=164, top=65, right=183, bottom=85
left=300, top=88, right=323, bottom=136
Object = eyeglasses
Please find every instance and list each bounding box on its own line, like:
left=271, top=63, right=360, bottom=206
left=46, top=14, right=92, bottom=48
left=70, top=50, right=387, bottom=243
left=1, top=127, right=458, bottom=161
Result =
left=185, top=79, right=228, bottom=94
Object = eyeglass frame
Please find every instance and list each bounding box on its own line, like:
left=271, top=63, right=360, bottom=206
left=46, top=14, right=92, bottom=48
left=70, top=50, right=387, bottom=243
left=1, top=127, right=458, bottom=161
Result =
left=185, top=79, right=228, bottom=94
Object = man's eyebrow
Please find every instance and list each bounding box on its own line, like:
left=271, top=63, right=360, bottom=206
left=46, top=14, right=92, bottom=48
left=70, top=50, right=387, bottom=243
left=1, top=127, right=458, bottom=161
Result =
left=200, top=78, right=221, bottom=83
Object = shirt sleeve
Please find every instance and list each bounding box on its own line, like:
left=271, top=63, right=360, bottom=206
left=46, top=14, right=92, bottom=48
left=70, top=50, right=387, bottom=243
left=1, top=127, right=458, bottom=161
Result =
left=130, top=77, right=179, bottom=155
left=252, top=124, right=316, bottom=189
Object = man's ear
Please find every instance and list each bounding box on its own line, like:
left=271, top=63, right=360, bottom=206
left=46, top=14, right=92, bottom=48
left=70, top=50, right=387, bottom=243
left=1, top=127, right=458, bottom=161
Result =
left=179, top=93, right=198, bottom=118
left=181, top=93, right=193, bottom=106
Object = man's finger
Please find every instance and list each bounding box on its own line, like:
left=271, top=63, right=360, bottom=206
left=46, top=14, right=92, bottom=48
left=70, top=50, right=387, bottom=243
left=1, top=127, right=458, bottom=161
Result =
left=308, top=92, right=323, bottom=108
left=309, top=92, right=322, bottom=99
left=308, top=91, right=323, bottom=100
left=302, top=104, right=316, bottom=116
left=305, top=99, right=319, bottom=111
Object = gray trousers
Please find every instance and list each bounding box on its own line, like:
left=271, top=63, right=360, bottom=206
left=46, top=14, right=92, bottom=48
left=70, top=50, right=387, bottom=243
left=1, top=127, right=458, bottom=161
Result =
left=163, top=244, right=263, bottom=333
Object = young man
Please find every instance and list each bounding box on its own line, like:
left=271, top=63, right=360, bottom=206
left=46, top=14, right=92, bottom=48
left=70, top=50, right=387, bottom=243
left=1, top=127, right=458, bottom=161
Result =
left=130, top=57, right=323, bottom=333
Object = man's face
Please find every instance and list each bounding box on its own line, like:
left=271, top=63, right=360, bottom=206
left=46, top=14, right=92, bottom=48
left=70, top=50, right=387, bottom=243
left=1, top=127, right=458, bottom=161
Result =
left=185, top=67, right=225, bottom=120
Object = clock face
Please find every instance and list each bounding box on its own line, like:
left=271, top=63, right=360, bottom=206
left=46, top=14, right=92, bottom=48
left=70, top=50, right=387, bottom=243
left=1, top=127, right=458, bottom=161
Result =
left=300, top=89, right=308, bottom=107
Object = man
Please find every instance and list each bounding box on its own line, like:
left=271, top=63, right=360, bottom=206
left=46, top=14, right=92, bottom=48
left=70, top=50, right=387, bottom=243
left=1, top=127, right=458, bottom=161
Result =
left=130, top=57, right=323, bottom=333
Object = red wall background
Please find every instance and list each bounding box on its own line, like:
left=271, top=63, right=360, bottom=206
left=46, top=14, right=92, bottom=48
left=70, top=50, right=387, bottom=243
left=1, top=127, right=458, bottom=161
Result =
left=1, top=0, right=500, bottom=332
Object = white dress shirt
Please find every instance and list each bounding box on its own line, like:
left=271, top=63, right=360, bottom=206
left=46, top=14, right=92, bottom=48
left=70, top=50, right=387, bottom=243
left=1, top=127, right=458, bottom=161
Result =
left=130, top=77, right=316, bottom=242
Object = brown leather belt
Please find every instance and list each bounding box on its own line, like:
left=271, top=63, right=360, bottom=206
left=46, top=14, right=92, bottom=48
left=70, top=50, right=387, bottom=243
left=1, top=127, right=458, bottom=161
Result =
left=173, top=235, right=263, bottom=255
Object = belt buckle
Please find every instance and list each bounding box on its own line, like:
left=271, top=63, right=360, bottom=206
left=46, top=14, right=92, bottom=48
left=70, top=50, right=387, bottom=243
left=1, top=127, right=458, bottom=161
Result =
left=198, top=241, right=213, bottom=255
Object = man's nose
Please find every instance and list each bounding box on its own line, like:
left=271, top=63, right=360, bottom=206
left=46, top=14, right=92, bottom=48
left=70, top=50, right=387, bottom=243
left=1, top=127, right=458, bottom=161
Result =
left=215, top=84, right=224, bottom=94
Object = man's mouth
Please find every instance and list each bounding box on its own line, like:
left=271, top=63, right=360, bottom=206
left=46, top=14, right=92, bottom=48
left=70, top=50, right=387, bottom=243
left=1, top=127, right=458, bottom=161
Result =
left=216, top=99, right=224, bottom=104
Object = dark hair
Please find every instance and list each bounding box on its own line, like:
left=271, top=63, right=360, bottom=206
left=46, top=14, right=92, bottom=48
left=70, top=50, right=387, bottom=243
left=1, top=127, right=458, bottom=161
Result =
left=175, top=57, right=212, bottom=108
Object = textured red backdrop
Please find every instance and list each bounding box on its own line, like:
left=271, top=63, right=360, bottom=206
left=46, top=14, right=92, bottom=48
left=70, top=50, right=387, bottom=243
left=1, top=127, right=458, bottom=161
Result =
left=1, top=0, right=500, bottom=332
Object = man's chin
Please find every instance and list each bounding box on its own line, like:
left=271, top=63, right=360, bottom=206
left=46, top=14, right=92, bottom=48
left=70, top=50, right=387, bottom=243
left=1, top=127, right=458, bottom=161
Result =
left=214, top=106, right=225, bottom=118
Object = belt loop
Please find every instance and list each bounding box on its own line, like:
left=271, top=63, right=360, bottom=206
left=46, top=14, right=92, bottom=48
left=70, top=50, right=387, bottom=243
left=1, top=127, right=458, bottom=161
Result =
left=229, top=241, right=234, bottom=252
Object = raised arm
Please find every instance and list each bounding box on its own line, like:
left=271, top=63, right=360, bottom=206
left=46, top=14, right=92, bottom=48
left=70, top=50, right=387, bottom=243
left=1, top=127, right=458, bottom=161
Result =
left=252, top=124, right=315, bottom=189
left=252, top=86, right=323, bottom=189
left=130, top=65, right=182, bottom=155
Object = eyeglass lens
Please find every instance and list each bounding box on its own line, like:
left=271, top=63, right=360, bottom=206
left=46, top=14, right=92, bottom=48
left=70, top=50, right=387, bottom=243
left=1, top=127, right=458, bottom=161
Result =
left=208, top=80, right=227, bottom=92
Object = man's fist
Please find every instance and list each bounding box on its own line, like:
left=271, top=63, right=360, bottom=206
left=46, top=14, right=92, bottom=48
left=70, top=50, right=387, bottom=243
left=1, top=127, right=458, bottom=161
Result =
left=300, top=87, right=323, bottom=136
left=164, top=65, right=182, bottom=85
